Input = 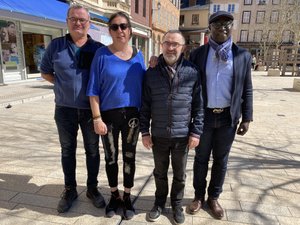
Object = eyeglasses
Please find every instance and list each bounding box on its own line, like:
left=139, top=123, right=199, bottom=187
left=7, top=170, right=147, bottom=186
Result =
left=211, top=21, right=233, bottom=29
left=162, top=41, right=184, bottom=48
left=67, top=17, right=89, bottom=24
left=109, top=23, right=129, bottom=31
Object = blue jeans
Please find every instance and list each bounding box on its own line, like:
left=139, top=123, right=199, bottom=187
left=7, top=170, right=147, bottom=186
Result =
left=193, top=108, right=237, bottom=199
left=54, top=105, right=100, bottom=188
left=152, top=136, right=189, bottom=209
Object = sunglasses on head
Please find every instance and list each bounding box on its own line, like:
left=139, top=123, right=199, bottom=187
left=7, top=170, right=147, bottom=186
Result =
left=109, top=23, right=129, bottom=31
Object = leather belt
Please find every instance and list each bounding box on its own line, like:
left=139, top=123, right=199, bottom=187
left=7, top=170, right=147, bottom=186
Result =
left=207, top=107, right=230, bottom=114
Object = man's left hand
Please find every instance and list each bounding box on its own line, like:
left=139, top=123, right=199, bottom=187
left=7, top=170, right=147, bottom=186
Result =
left=188, top=136, right=200, bottom=149
left=237, top=121, right=250, bottom=136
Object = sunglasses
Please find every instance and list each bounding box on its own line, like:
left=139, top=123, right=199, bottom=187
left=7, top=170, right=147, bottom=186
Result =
left=109, top=23, right=129, bottom=31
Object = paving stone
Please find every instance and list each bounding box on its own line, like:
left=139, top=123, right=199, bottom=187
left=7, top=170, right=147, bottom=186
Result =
left=10, top=193, right=58, bottom=209
left=226, top=209, right=279, bottom=224
left=288, top=206, right=300, bottom=217
left=240, top=202, right=291, bottom=216
left=276, top=215, right=300, bottom=225
left=0, top=189, right=18, bottom=201
left=74, top=214, right=121, bottom=225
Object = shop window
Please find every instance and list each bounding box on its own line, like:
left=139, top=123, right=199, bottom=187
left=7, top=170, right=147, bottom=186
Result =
left=23, top=33, right=50, bottom=74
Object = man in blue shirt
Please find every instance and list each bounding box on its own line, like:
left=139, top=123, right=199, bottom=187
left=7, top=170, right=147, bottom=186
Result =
left=40, top=4, right=105, bottom=213
left=187, top=11, right=253, bottom=219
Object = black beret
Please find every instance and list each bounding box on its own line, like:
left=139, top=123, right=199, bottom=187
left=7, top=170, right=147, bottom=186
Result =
left=209, top=11, right=234, bottom=24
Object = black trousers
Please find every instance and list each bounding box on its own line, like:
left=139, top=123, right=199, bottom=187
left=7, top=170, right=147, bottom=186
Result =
left=152, top=136, right=189, bottom=209
left=101, top=107, right=139, bottom=189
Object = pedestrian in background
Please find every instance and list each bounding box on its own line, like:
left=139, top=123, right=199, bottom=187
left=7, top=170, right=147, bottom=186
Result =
left=40, top=4, right=105, bottom=213
left=140, top=30, right=204, bottom=224
left=187, top=11, right=253, bottom=219
left=87, top=12, right=146, bottom=220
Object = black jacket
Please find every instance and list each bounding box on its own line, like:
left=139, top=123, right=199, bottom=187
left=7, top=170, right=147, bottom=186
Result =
left=140, top=54, right=204, bottom=138
left=190, top=43, right=253, bottom=126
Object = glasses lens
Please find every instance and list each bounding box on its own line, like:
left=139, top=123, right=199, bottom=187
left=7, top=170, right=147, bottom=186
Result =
left=163, top=41, right=182, bottom=48
left=68, top=17, right=88, bottom=24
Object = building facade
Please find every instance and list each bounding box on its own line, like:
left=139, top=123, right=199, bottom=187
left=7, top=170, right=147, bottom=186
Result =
left=130, top=0, right=151, bottom=63
left=237, top=0, right=300, bottom=54
left=179, top=4, right=209, bottom=46
left=151, top=0, right=181, bottom=56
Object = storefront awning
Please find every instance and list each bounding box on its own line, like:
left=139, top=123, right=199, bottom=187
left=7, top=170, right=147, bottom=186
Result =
left=0, top=0, right=68, bottom=23
left=90, top=12, right=109, bottom=23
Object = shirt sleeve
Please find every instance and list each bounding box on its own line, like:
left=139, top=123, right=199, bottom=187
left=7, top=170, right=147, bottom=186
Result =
left=86, top=48, right=101, bottom=97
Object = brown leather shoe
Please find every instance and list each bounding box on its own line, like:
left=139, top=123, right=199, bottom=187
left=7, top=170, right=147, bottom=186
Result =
left=187, top=197, right=204, bottom=214
left=207, top=197, right=224, bottom=219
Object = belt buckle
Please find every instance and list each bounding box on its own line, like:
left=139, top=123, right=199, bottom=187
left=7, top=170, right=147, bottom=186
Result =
left=213, top=108, right=223, bottom=114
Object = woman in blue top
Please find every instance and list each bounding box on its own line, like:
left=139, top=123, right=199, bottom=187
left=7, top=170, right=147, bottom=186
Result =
left=87, top=12, right=145, bottom=220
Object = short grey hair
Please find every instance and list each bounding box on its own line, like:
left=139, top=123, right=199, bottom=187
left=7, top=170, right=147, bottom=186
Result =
left=67, top=3, right=90, bottom=18
left=162, top=30, right=186, bottom=45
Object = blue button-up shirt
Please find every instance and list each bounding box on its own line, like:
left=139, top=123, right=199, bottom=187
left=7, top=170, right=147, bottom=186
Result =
left=206, top=46, right=233, bottom=108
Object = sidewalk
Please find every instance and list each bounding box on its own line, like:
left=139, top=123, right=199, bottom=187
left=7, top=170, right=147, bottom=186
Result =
left=0, top=78, right=54, bottom=108
left=0, top=71, right=299, bottom=225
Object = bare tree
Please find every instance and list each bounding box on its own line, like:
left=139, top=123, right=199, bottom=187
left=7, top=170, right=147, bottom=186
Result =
left=258, top=0, right=300, bottom=66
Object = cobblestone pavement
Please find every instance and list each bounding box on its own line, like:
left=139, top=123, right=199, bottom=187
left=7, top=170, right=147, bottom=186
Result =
left=0, top=72, right=299, bottom=224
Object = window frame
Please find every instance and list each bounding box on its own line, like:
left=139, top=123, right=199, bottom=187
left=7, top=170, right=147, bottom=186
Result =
left=240, top=30, right=249, bottom=42
left=242, top=11, right=251, bottom=24
left=254, top=30, right=263, bottom=42
left=256, top=11, right=265, bottom=24
left=191, top=14, right=199, bottom=25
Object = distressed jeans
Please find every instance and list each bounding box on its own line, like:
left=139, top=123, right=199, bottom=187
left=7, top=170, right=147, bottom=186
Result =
left=193, top=108, right=237, bottom=199
left=152, top=136, right=189, bottom=209
left=54, top=105, right=100, bottom=188
left=101, top=107, right=139, bottom=188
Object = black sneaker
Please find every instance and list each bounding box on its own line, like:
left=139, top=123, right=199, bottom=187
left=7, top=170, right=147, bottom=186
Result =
left=105, top=193, right=122, bottom=218
left=148, top=205, right=163, bottom=222
left=173, top=207, right=185, bottom=224
left=86, top=187, right=106, bottom=208
left=57, top=187, right=78, bottom=213
left=123, top=194, right=135, bottom=220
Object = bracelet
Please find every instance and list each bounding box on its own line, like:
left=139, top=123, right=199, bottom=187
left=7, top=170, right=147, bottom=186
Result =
left=93, top=115, right=101, bottom=120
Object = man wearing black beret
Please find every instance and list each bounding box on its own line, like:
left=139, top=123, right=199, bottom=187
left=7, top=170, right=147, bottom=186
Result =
left=187, top=11, right=253, bottom=219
